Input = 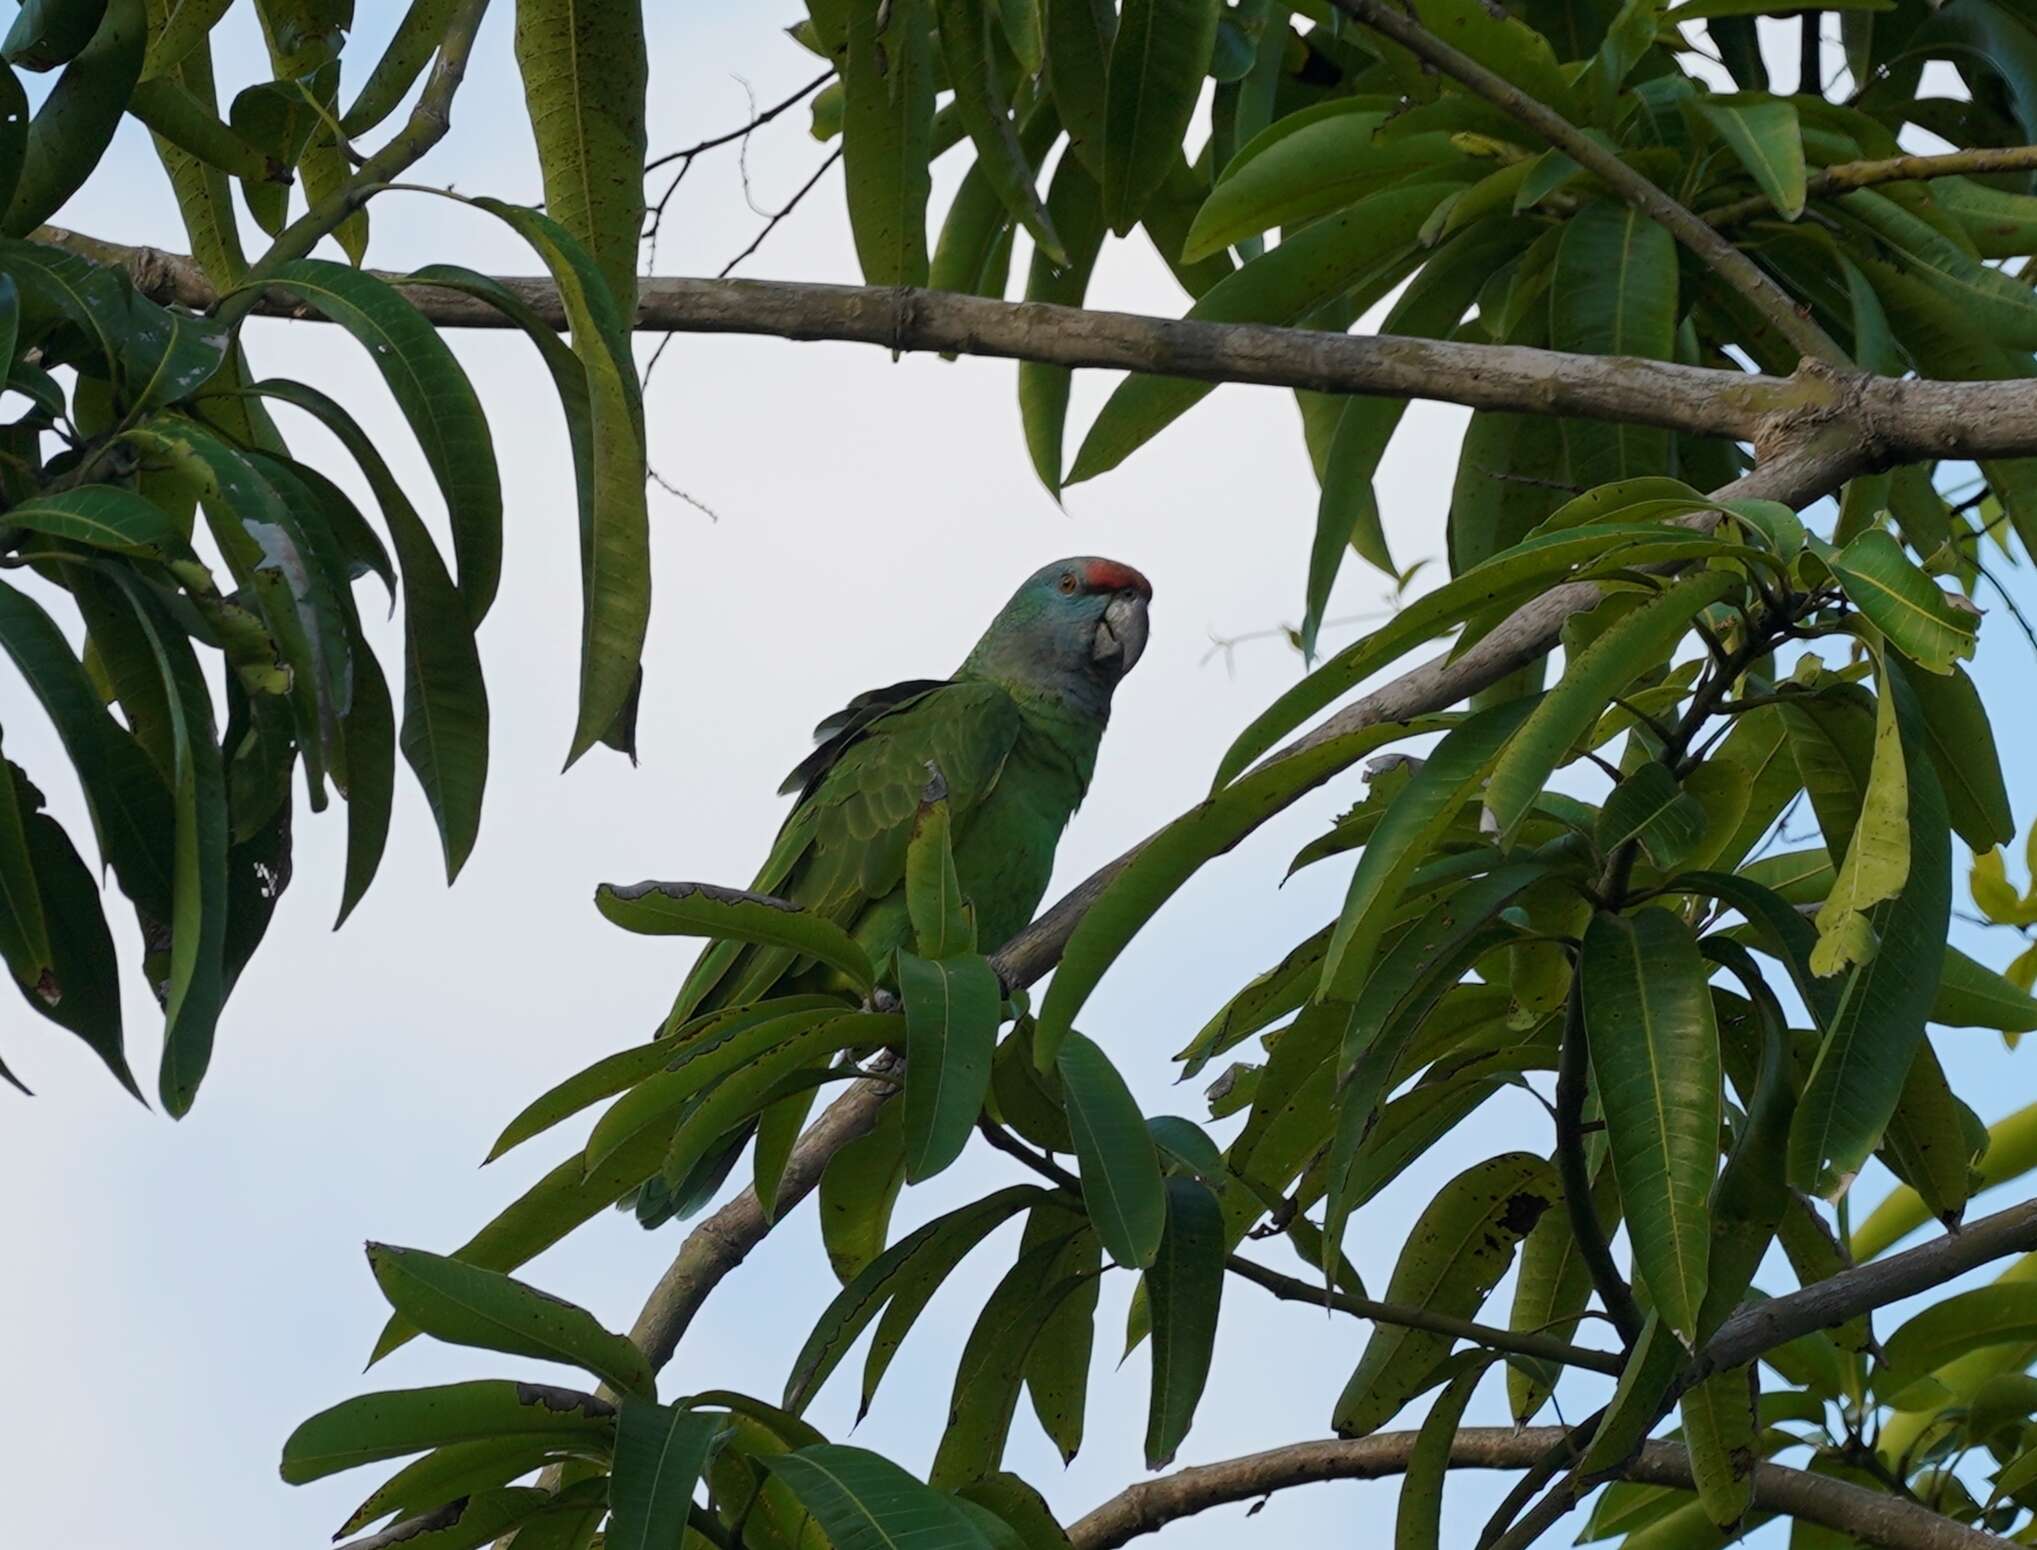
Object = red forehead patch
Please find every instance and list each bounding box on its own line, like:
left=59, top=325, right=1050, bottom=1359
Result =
left=1081, top=559, right=1152, bottom=600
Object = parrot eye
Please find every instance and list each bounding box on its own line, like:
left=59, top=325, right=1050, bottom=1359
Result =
left=1057, top=572, right=1078, bottom=595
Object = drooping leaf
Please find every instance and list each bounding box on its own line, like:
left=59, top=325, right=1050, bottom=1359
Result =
left=763, top=1445, right=994, bottom=1550
left=1879, top=1284, right=2037, bottom=1405
left=4, top=0, right=144, bottom=235
left=596, top=881, right=877, bottom=995
left=608, top=1400, right=724, bottom=1550
left=898, top=948, right=1001, bottom=1182
left=1828, top=529, right=1979, bottom=674
left=933, top=0, right=1064, bottom=262
left=1397, top=1352, right=1497, bottom=1550
left=1101, top=0, right=1222, bottom=235
left=841, top=0, right=935, bottom=286
left=341, top=0, right=458, bottom=135
left=1056, top=1030, right=1165, bottom=1269
left=1548, top=200, right=1678, bottom=484
left=1581, top=907, right=1720, bottom=1344
left=1698, top=95, right=1806, bottom=219
left=1142, top=1176, right=1222, bottom=1469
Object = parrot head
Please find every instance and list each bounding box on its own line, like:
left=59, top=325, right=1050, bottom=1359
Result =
left=963, top=556, right=1153, bottom=713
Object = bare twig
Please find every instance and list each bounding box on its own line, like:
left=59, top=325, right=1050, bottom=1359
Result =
left=643, top=70, right=833, bottom=177
left=1067, top=1427, right=2003, bottom=1550
left=1326, top=0, right=1848, bottom=364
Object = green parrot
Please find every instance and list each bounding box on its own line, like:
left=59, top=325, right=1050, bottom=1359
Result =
left=633, top=556, right=1152, bottom=1225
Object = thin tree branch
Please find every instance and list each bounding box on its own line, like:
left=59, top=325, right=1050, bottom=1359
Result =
left=1326, top=0, right=1848, bottom=365
left=642, top=70, right=833, bottom=177
left=1223, top=1253, right=1625, bottom=1376
left=216, top=0, right=493, bottom=323
left=1706, top=143, right=2037, bottom=227
left=1066, top=1427, right=2003, bottom=1550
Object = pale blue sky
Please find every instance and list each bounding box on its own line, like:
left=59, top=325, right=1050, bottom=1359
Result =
left=0, top=9, right=2028, bottom=1549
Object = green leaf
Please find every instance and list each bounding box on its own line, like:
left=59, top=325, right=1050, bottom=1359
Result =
left=763, top=1445, right=994, bottom=1550
left=1508, top=1163, right=1618, bottom=1423
left=365, top=1243, right=656, bottom=1400
left=11, top=792, right=135, bottom=1094
left=1485, top=570, right=1739, bottom=840
left=609, top=1400, right=724, bottom=1550
left=0, top=747, right=52, bottom=995
left=820, top=1100, right=907, bottom=1284
left=959, top=1474, right=1074, bottom=1550
left=242, top=378, right=489, bottom=881
left=1044, top=0, right=1110, bottom=174
left=280, top=1381, right=615, bottom=1485
left=1101, top=0, right=1221, bottom=235
left=1397, top=1352, right=1497, bottom=1550
left=1143, top=1176, right=1223, bottom=1468
left=596, top=881, right=877, bottom=995
left=0, top=577, right=174, bottom=925
left=1037, top=712, right=1450, bottom=1069
left=1697, top=95, right=1805, bottom=220
left=1549, top=201, right=1678, bottom=485
left=1935, top=948, right=2037, bottom=1032
left=899, top=949, right=1001, bottom=1182
left=1789, top=669, right=1953, bottom=1195
left=842, top=0, right=935, bottom=286
left=1582, top=908, right=1719, bottom=1344
left=1332, top=1152, right=1557, bottom=1436
left=783, top=1185, right=1041, bottom=1416
left=1018, top=1200, right=1098, bottom=1463
left=1183, top=112, right=1464, bottom=261
left=6, top=0, right=106, bottom=69
left=1412, top=0, right=1575, bottom=116
left=510, top=0, right=646, bottom=313
left=905, top=774, right=975, bottom=958
left=1597, top=763, right=1708, bottom=872
left=336, top=1437, right=573, bottom=1539
left=1214, top=522, right=1734, bottom=790
left=4, top=0, right=143, bottom=235
left=1056, top=1030, right=1165, bottom=1269
left=1853, top=1100, right=2037, bottom=1260
left=459, top=197, right=649, bottom=767
left=1019, top=153, right=1107, bottom=500
left=1068, top=179, right=1460, bottom=483
left=1809, top=659, right=1909, bottom=977
left=1829, top=529, right=1978, bottom=675
left=934, top=0, right=1064, bottom=262
left=255, top=260, right=503, bottom=624
left=1909, top=664, right=2012, bottom=851
left=126, top=75, right=274, bottom=183
left=1679, top=1368, right=1759, bottom=1525
left=335, top=639, right=395, bottom=928
left=111, top=571, right=227, bottom=1117
left=1880, top=1284, right=2037, bottom=1404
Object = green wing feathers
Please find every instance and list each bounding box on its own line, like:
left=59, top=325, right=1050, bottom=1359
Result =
left=666, top=680, right=1025, bottom=1024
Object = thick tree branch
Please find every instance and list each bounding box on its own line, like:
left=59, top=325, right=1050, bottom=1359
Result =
left=1066, top=1428, right=2001, bottom=1550
left=1707, top=143, right=2037, bottom=227
left=1327, top=0, right=1848, bottom=365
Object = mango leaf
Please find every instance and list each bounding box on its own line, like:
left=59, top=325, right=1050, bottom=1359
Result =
left=1828, top=529, right=1978, bottom=674
left=1036, top=711, right=1450, bottom=1069
left=1143, top=1177, right=1223, bottom=1468
left=1332, top=1152, right=1557, bottom=1436
left=510, top=0, right=646, bottom=312
left=1056, top=1030, right=1165, bottom=1269
left=341, top=0, right=458, bottom=135
left=365, top=1243, right=656, bottom=1400
left=1019, top=153, right=1107, bottom=499
left=254, top=260, right=503, bottom=623
left=609, top=1400, right=724, bottom=1550
left=1018, top=1200, right=1099, bottom=1463
left=1397, top=1352, right=1498, bottom=1550
left=1549, top=200, right=1678, bottom=485
left=1854, top=1099, right=2037, bottom=1260
left=934, top=0, right=1064, bottom=261
left=842, top=0, right=935, bottom=286
left=4, top=0, right=144, bottom=235
left=764, top=1445, right=994, bottom=1550
left=820, top=1101, right=907, bottom=1284
left=11, top=795, right=134, bottom=1093
left=335, top=1436, right=577, bottom=1539
left=1879, top=1284, right=2037, bottom=1405
left=783, top=1186, right=1041, bottom=1417
left=1582, top=907, right=1719, bottom=1344
left=1044, top=0, right=1110, bottom=174
left=898, top=949, right=1001, bottom=1182
left=596, top=881, right=876, bottom=995
left=1101, top=0, right=1221, bottom=235
left=1597, top=763, right=1707, bottom=872
left=1908, top=663, right=2011, bottom=850
left=242, top=378, right=489, bottom=881
left=1934, top=947, right=2037, bottom=1032
left=905, top=773, right=974, bottom=959
left=1067, top=179, right=1461, bottom=484
left=0, top=749, right=51, bottom=996
left=1698, top=95, right=1806, bottom=219
left=1214, top=521, right=1737, bottom=790
left=932, top=1231, right=1093, bottom=1487
left=1809, top=658, right=1908, bottom=977
left=1484, top=570, right=1738, bottom=840
left=281, top=1381, right=615, bottom=1485
left=1508, top=1163, right=1619, bottom=1423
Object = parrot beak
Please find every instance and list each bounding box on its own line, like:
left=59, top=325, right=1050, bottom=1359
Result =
left=1093, top=590, right=1150, bottom=677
